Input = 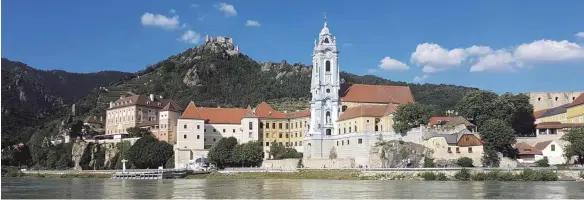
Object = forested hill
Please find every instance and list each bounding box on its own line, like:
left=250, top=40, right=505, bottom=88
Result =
left=74, top=38, right=479, bottom=120
left=1, top=58, right=132, bottom=146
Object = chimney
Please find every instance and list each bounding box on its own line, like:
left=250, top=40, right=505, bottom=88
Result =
left=149, top=94, right=155, bottom=101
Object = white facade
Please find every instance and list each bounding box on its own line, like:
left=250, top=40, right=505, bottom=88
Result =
left=176, top=119, right=205, bottom=150
left=540, top=141, right=567, bottom=165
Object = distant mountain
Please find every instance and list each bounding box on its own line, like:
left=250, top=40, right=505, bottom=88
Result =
left=1, top=58, right=132, bottom=146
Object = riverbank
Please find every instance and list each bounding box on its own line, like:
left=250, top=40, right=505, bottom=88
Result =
left=187, top=169, right=584, bottom=181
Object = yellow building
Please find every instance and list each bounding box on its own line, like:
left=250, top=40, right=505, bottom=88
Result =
left=336, top=104, right=398, bottom=134
left=255, top=102, right=310, bottom=158
left=567, top=93, right=584, bottom=123
left=535, top=104, right=569, bottom=124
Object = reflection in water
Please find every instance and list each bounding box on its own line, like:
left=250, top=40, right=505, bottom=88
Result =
left=2, top=178, right=584, bottom=199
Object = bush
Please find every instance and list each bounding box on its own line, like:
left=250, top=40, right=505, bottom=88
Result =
left=471, top=172, right=488, bottom=181
left=454, top=168, right=471, bottom=180
left=126, top=135, right=174, bottom=169
left=207, top=137, right=238, bottom=169
left=421, top=172, right=437, bottom=180
left=423, top=157, right=435, bottom=168
left=456, top=157, right=474, bottom=167
left=436, top=172, right=448, bottom=181
left=497, top=171, right=517, bottom=181
left=519, top=169, right=558, bottom=181
left=535, top=157, right=550, bottom=167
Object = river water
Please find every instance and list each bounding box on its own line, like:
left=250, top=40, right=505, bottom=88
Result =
left=2, top=178, right=584, bottom=199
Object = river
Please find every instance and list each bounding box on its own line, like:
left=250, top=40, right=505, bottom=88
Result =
left=2, top=178, right=584, bottom=199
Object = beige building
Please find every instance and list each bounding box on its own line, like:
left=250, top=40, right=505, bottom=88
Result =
left=255, top=102, right=310, bottom=158
left=528, top=92, right=582, bottom=112
left=105, top=94, right=181, bottom=144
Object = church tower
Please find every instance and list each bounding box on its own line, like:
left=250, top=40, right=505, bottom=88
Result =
left=309, top=14, right=341, bottom=137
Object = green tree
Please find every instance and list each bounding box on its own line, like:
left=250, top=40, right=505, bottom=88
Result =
left=392, top=103, right=434, bottom=134
left=535, top=157, right=550, bottom=167
left=480, top=119, right=517, bottom=167
left=232, top=141, right=263, bottom=167
left=126, top=135, right=174, bottom=169
left=495, top=93, right=535, bottom=136
left=269, top=141, right=286, bottom=159
left=456, top=157, right=474, bottom=167
left=126, top=127, right=152, bottom=138
left=207, top=137, right=238, bottom=168
left=561, top=127, right=584, bottom=165
left=456, top=90, right=499, bottom=129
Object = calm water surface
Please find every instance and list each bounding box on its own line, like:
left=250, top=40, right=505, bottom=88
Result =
left=2, top=178, right=584, bottom=199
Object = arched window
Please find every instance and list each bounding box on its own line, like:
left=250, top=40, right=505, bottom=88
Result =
left=375, top=125, right=379, bottom=132
left=325, top=61, right=331, bottom=72
left=324, top=38, right=329, bottom=43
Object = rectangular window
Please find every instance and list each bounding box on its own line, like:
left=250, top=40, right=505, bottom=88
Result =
left=285, top=142, right=289, bottom=146
left=342, top=140, right=344, bottom=145
left=279, top=123, right=282, bottom=129
left=456, top=147, right=460, bottom=153
left=260, top=122, right=264, bottom=129
left=447, top=147, right=452, bottom=153
left=347, top=140, right=350, bottom=145
left=183, top=135, right=187, bottom=139
left=233, top=129, right=236, bottom=133
left=213, top=129, right=216, bottom=132
left=337, top=141, right=339, bottom=146
left=266, top=133, right=270, bottom=138
left=294, top=141, right=297, bottom=146
left=272, top=123, right=276, bottom=129
left=204, top=128, right=207, bottom=132
left=183, top=124, right=187, bottom=129
left=197, top=135, right=200, bottom=139
left=223, top=129, right=226, bottom=133
left=299, top=141, right=302, bottom=146
left=286, top=123, right=289, bottom=129
left=266, top=142, right=270, bottom=146
left=197, top=125, right=200, bottom=129
left=249, top=122, right=253, bottom=130
left=358, top=138, right=363, bottom=144
left=286, top=134, right=289, bottom=138
left=551, top=144, right=556, bottom=151
left=279, top=133, right=282, bottom=138
left=213, top=138, right=216, bottom=142
left=468, top=147, right=473, bottom=153
left=249, top=132, right=252, bottom=138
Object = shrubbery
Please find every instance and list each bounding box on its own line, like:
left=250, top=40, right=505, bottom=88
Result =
left=535, top=157, right=550, bottom=167
left=207, top=137, right=264, bottom=169
left=423, top=157, right=435, bottom=168
left=456, top=157, right=474, bottom=167
left=454, top=168, right=471, bottom=180
left=126, top=135, right=174, bottom=169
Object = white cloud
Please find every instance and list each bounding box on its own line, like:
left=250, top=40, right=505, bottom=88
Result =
left=141, top=12, right=179, bottom=30
left=575, top=32, right=584, bottom=39
left=178, top=30, right=201, bottom=44
left=413, top=74, right=429, bottom=83
left=470, top=50, right=516, bottom=72
left=410, top=43, right=492, bottom=73
left=169, top=9, right=176, bottom=14
left=245, top=20, right=260, bottom=27
left=180, top=23, right=189, bottom=29
left=378, top=56, right=410, bottom=71
left=198, top=16, right=205, bottom=21
left=514, top=40, right=584, bottom=62
left=190, top=4, right=200, bottom=8
left=367, top=69, right=378, bottom=74
left=217, top=3, right=237, bottom=17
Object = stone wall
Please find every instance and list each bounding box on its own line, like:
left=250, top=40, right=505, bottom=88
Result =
left=261, top=159, right=300, bottom=170
left=528, top=92, right=583, bottom=111
left=302, top=158, right=355, bottom=169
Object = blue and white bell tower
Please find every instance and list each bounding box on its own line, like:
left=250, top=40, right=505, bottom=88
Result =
left=309, top=13, right=341, bottom=138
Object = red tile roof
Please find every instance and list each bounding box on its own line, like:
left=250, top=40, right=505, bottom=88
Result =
left=533, top=109, right=548, bottom=119
left=340, top=84, right=415, bottom=104
left=182, top=105, right=249, bottom=124
left=569, top=93, right=584, bottom=107
left=534, top=140, right=553, bottom=151
left=536, top=122, right=584, bottom=129
left=337, top=104, right=398, bottom=121
left=254, top=102, right=289, bottom=119
left=287, top=110, right=311, bottom=119
left=515, top=142, right=543, bottom=155
left=84, top=116, right=103, bottom=125
left=428, top=116, right=455, bottom=126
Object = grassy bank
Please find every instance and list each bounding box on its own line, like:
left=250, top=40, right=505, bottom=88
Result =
left=421, top=169, right=559, bottom=181
left=187, top=170, right=366, bottom=180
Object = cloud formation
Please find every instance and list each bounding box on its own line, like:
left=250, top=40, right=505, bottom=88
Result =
left=378, top=56, right=410, bottom=71
left=217, top=3, right=237, bottom=17
left=178, top=30, right=201, bottom=44
left=411, top=39, right=584, bottom=73
left=190, top=4, right=200, bottom=8
left=141, top=12, right=179, bottom=30
left=413, top=74, right=429, bottom=83
left=576, top=32, right=584, bottom=39
left=169, top=9, right=176, bottom=14
left=245, top=20, right=260, bottom=27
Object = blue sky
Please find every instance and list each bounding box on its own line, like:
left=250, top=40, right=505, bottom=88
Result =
left=3, top=0, right=584, bottom=94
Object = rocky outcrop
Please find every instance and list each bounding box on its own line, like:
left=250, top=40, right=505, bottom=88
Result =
left=71, top=141, right=89, bottom=170
left=369, top=140, right=434, bottom=168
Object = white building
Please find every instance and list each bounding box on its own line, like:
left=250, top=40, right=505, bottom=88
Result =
left=174, top=102, right=259, bottom=168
